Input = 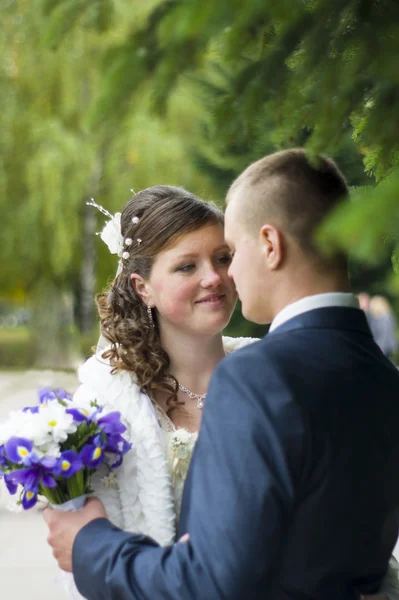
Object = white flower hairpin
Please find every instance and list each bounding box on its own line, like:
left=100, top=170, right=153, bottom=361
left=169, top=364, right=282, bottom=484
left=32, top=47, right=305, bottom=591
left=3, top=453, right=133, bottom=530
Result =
left=87, top=198, right=141, bottom=261
left=87, top=198, right=123, bottom=257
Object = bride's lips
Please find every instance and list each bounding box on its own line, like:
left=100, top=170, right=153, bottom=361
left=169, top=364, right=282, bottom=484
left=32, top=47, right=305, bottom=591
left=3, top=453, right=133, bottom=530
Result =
left=195, top=293, right=226, bottom=306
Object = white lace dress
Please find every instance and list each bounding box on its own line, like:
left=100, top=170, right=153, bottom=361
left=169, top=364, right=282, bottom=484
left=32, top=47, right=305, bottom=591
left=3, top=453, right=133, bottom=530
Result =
left=153, top=403, right=198, bottom=522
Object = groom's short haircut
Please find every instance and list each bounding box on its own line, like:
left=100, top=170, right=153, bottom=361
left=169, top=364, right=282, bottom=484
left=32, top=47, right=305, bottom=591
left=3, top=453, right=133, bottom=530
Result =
left=227, top=148, right=349, bottom=269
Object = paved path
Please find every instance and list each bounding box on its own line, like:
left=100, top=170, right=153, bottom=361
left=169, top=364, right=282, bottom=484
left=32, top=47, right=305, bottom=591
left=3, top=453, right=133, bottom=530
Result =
left=0, top=370, right=78, bottom=600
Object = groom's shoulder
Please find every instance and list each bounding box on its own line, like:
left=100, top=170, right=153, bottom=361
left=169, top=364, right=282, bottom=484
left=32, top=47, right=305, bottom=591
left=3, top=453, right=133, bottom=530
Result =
left=221, top=332, right=286, bottom=374
left=214, top=335, right=308, bottom=422
left=224, top=329, right=292, bottom=358
left=219, top=329, right=308, bottom=388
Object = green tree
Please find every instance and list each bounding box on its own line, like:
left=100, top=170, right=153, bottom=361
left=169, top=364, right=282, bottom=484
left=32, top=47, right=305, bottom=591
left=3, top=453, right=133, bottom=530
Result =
left=44, top=0, right=399, bottom=276
left=0, top=0, right=218, bottom=367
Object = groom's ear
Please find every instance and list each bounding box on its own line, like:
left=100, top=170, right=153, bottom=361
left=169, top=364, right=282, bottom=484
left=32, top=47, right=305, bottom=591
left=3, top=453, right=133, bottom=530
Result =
left=260, top=224, right=283, bottom=270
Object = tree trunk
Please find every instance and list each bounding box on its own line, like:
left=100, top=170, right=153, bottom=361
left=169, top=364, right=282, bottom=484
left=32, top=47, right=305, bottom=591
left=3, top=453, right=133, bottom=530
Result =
left=80, top=200, right=97, bottom=333
left=30, top=279, right=82, bottom=369
left=80, top=148, right=107, bottom=333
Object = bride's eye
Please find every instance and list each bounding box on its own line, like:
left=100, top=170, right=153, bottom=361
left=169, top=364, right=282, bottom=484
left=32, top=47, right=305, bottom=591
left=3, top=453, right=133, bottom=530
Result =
left=177, top=264, right=195, bottom=273
left=215, top=254, right=233, bottom=265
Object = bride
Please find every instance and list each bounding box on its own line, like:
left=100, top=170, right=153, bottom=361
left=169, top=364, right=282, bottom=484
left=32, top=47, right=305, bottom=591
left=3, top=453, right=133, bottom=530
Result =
left=69, top=185, right=397, bottom=599
left=74, top=186, right=250, bottom=537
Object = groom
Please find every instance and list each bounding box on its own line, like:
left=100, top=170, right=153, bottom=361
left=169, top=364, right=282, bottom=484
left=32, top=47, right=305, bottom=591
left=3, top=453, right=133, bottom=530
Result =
left=45, top=149, right=399, bottom=598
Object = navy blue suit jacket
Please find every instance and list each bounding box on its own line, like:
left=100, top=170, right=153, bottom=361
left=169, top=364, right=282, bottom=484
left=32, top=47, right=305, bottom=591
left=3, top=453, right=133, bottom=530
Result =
left=73, top=307, right=399, bottom=599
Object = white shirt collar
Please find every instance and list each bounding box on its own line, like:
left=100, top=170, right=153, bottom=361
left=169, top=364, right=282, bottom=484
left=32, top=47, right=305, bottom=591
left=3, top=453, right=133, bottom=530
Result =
left=269, top=292, right=360, bottom=332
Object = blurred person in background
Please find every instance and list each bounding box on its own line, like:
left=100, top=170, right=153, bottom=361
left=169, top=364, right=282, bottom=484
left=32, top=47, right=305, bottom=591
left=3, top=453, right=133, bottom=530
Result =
left=369, top=295, right=398, bottom=362
left=357, top=292, right=374, bottom=328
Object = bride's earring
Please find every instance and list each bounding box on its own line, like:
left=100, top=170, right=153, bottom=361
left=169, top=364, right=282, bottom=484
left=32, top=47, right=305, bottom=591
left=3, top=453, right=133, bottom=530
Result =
left=147, top=302, right=155, bottom=329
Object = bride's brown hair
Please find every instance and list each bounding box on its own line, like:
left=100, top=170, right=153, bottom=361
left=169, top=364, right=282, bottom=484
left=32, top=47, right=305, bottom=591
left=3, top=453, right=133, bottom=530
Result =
left=96, top=185, right=224, bottom=410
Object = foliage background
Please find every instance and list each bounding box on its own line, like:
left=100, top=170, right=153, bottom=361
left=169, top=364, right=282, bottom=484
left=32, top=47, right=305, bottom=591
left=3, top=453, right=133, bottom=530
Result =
left=1, top=0, right=398, bottom=366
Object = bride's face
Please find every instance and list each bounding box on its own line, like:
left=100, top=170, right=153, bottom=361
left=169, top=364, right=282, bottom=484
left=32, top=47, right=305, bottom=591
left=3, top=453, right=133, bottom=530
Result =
left=143, top=224, right=237, bottom=338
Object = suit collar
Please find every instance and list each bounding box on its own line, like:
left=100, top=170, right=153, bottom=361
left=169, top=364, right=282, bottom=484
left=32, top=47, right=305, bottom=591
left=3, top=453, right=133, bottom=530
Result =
left=268, top=306, right=372, bottom=337
left=269, top=293, right=359, bottom=332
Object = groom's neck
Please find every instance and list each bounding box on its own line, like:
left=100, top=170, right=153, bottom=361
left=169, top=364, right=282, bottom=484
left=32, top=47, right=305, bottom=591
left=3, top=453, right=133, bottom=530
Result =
left=269, top=264, right=351, bottom=322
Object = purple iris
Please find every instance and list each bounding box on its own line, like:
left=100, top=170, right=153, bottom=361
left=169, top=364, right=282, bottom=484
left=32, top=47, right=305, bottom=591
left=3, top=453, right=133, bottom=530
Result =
left=105, top=434, right=132, bottom=469
left=88, top=407, right=103, bottom=422
left=37, top=388, right=58, bottom=403
left=3, top=473, right=18, bottom=495
left=21, top=489, right=38, bottom=509
left=0, top=445, right=6, bottom=467
left=7, top=455, right=57, bottom=490
left=54, top=451, right=83, bottom=478
left=37, top=387, right=72, bottom=404
left=0, top=446, right=17, bottom=493
left=97, top=412, right=126, bottom=435
left=22, top=406, right=39, bottom=414
left=80, top=434, right=106, bottom=468
left=23, top=387, right=72, bottom=414
left=66, top=407, right=90, bottom=422
left=4, top=437, right=34, bottom=465
left=54, top=388, right=72, bottom=401
left=105, top=434, right=131, bottom=455
left=6, top=455, right=58, bottom=509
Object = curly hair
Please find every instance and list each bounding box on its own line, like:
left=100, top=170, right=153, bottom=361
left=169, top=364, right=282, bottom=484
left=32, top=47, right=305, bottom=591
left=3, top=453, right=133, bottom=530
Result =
left=96, top=185, right=224, bottom=411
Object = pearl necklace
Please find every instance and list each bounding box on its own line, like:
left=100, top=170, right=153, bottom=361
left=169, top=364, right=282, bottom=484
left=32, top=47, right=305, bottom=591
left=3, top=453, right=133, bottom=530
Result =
left=178, top=383, right=206, bottom=410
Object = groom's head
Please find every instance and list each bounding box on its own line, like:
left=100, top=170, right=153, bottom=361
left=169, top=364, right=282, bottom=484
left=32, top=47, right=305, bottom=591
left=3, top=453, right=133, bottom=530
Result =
left=224, top=149, right=349, bottom=324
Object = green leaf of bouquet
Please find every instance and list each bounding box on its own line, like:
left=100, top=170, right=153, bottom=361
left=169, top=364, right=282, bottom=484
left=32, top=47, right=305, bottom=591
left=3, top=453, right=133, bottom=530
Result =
left=40, top=484, right=66, bottom=505
left=67, top=470, right=86, bottom=499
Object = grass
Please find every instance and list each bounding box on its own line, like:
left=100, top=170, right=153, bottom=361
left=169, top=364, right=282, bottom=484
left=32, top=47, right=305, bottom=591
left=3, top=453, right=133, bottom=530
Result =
left=0, top=327, right=30, bottom=342
left=0, top=327, right=97, bottom=369
left=0, top=327, right=35, bottom=368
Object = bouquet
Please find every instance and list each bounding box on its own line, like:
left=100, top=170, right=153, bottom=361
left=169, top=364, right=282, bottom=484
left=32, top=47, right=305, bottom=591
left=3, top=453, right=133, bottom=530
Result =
left=0, top=387, right=131, bottom=510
